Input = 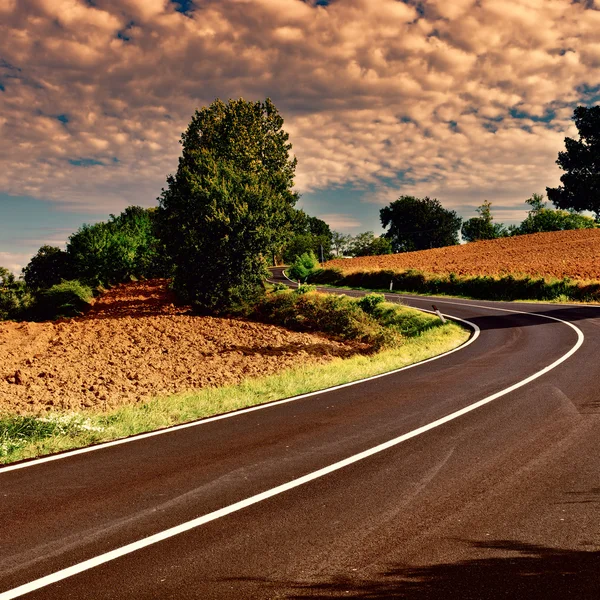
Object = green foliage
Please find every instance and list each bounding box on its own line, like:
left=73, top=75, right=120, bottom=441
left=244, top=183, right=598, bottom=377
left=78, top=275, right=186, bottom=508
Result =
left=349, top=232, right=393, bottom=257
left=547, top=105, right=600, bottom=218
left=253, top=288, right=441, bottom=350
left=22, top=245, right=73, bottom=290
left=461, top=201, right=509, bottom=242
left=357, top=293, right=385, bottom=314
left=380, top=196, right=462, bottom=252
left=282, top=210, right=332, bottom=263
left=287, top=251, right=318, bottom=281
left=159, top=98, right=298, bottom=313
left=513, top=193, right=596, bottom=235
left=0, top=414, right=99, bottom=460
left=331, top=231, right=352, bottom=256
left=311, top=268, right=600, bottom=303
left=0, top=267, right=33, bottom=321
left=32, top=280, right=94, bottom=320
left=67, top=206, right=168, bottom=287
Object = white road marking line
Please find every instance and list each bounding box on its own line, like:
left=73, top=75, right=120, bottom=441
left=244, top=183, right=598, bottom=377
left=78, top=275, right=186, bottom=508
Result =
left=0, top=312, right=584, bottom=599
left=0, top=316, right=478, bottom=474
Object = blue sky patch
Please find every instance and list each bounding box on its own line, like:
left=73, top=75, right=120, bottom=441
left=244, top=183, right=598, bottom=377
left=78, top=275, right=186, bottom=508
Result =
left=171, top=0, right=195, bottom=13
left=69, top=158, right=105, bottom=167
left=57, top=114, right=69, bottom=124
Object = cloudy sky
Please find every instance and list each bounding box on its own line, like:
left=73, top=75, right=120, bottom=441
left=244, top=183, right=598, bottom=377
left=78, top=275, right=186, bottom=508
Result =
left=1, top=0, right=599, bottom=272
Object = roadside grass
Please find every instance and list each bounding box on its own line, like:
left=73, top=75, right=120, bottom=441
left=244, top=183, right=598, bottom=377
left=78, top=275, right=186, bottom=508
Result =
left=0, top=320, right=469, bottom=465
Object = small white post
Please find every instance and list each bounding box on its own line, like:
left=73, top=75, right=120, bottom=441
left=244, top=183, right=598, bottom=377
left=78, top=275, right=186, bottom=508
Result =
left=432, top=304, right=446, bottom=323
left=390, top=280, right=393, bottom=291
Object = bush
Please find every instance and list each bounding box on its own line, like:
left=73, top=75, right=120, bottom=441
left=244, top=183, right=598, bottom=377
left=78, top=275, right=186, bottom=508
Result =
left=31, top=280, right=94, bottom=320
left=357, top=293, right=385, bottom=314
left=251, top=288, right=442, bottom=350
left=308, top=267, right=600, bottom=303
left=287, top=251, right=319, bottom=282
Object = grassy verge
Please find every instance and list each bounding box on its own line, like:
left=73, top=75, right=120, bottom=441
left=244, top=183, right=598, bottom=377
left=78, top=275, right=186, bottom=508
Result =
left=309, top=267, right=600, bottom=303
left=0, top=320, right=469, bottom=465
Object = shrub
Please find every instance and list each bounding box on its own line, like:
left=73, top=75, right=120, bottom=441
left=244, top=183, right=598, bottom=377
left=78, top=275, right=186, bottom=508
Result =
left=357, top=293, right=385, bottom=314
left=251, top=288, right=442, bottom=350
left=32, top=280, right=94, bottom=320
left=287, top=251, right=319, bottom=282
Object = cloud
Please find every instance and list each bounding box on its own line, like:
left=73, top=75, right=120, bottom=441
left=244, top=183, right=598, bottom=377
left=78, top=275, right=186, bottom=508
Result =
left=0, top=252, right=31, bottom=275
left=318, top=213, right=362, bottom=230
left=0, top=0, right=598, bottom=223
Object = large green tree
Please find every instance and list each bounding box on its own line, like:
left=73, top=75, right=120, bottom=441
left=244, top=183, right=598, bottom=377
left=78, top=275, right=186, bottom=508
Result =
left=380, top=196, right=462, bottom=252
left=461, top=200, right=508, bottom=242
left=159, top=98, right=298, bottom=312
left=547, top=106, right=600, bottom=218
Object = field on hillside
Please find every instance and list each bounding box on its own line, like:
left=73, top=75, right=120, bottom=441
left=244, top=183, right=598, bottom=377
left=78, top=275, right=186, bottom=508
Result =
left=326, top=229, right=600, bottom=281
left=0, top=280, right=366, bottom=415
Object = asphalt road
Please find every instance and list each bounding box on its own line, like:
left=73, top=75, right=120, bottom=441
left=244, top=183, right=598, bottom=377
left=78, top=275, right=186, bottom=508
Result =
left=2, top=270, right=600, bottom=599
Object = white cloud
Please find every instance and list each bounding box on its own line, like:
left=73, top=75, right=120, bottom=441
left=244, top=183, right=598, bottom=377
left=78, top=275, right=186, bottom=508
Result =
left=0, top=0, right=598, bottom=220
left=318, top=213, right=362, bottom=230
left=0, top=252, right=31, bottom=275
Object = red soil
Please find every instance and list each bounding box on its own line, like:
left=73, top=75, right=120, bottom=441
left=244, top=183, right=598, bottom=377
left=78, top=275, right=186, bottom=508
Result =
left=326, top=229, right=600, bottom=281
left=0, top=280, right=364, bottom=415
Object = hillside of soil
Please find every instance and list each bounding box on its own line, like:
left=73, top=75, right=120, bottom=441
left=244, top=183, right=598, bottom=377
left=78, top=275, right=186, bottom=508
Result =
left=0, top=280, right=366, bottom=415
left=327, top=229, right=600, bottom=281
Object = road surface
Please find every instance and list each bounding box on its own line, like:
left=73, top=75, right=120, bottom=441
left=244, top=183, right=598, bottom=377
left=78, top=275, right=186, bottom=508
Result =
left=1, top=271, right=599, bottom=599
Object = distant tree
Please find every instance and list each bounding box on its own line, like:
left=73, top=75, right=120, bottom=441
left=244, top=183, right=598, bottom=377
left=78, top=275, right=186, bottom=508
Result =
left=22, top=246, right=73, bottom=290
left=0, top=266, right=16, bottom=288
left=461, top=200, right=508, bottom=242
left=0, top=267, right=31, bottom=320
left=331, top=231, right=352, bottom=256
left=159, top=97, right=298, bottom=312
left=547, top=106, right=600, bottom=219
left=514, top=193, right=596, bottom=235
left=349, top=231, right=392, bottom=257
left=380, top=196, right=462, bottom=252
left=282, top=209, right=332, bottom=263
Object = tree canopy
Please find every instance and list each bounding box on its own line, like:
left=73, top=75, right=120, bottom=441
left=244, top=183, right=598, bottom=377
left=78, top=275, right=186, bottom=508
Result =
left=67, top=206, right=167, bottom=287
left=282, top=209, right=332, bottom=263
left=546, top=105, right=600, bottom=218
left=514, top=193, right=595, bottom=235
left=22, top=245, right=73, bottom=290
left=461, top=200, right=508, bottom=242
left=348, top=231, right=392, bottom=257
left=380, top=196, right=462, bottom=252
left=159, top=98, right=298, bottom=312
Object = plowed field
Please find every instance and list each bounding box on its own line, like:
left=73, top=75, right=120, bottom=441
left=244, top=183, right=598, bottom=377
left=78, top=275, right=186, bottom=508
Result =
left=0, top=280, right=365, bottom=415
left=327, top=229, right=600, bottom=281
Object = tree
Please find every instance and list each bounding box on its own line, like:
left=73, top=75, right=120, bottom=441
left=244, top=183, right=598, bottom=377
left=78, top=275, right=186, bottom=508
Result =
left=22, top=246, right=73, bottom=290
left=159, top=98, right=298, bottom=312
left=331, top=231, right=352, bottom=256
left=514, top=193, right=595, bottom=235
left=380, top=196, right=462, bottom=252
left=282, top=209, right=332, bottom=263
left=461, top=200, right=508, bottom=242
left=348, top=231, right=392, bottom=257
left=67, top=206, right=168, bottom=286
left=547, top=105, right=600, bottom=218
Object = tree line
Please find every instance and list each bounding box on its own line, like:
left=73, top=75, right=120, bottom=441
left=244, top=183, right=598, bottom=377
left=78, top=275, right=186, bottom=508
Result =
left=1, top=100, right=598, bottom=319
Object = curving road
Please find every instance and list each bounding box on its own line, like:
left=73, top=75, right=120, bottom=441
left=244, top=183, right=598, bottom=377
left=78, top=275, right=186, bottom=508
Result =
left=1, top=269, right=600, bottom=599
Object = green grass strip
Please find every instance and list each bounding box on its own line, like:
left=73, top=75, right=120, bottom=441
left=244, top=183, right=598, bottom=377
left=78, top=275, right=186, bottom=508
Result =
left=0, top=322, right=468, bottom=465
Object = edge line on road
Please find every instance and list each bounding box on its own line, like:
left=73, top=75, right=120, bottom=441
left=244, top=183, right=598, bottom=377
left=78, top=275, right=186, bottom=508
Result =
left=0, top=303, right=584, bottom=600
left=0, top=316, right=479, bottom=475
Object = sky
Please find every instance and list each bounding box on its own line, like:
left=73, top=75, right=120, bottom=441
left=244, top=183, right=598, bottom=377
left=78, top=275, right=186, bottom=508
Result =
left=1, top=0, right=599, bottom=273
